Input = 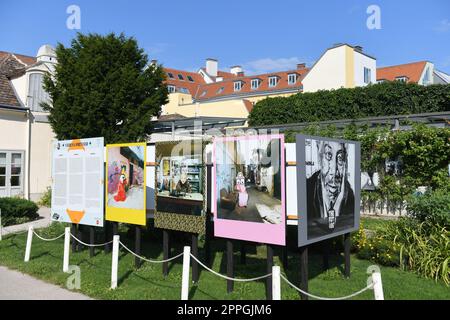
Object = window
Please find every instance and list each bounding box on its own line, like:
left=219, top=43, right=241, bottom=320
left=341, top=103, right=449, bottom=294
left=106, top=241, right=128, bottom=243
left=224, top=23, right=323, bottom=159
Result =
left=179, top=87, right=189, bottom=94
left=217, top=87, right=224, bottom=94
left=251, top=79, right=261, bottom=90
left=168, top=85, right=176, bottom=93
left=178, top=74, right=184, bottom=80
left=288, top=74, right=297, bottom=85
left=269, top=76, right=278, bottom=87
left=234, top=81, right=242, bottom=91
left=422, top=68, right=431, bottom=85
left=364, top=67, right=371, bottom=84
left=200, top=90, right=207, bottom=97
left=28, top=73, right=50, bottom=112
left=167, top=72, right=174, bottom=79
left=396, top=76, right=408, bottom=83
left=377, top=79, right=386, bottom=84
left=187, top=75, right=194, bottom=82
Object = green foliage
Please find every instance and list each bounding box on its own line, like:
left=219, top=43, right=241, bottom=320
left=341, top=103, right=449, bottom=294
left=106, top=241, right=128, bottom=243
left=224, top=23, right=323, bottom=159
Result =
left=248, top=81, right=450, bottom=126
left=42, top=32, right=169, bottom=143
left=0, top=197, right=39, bottom=226
left=38, top=187, right=52, bottom=207
left=406, top=190, right=450, bottom=227
left=353, top=218, right=450, bottom=285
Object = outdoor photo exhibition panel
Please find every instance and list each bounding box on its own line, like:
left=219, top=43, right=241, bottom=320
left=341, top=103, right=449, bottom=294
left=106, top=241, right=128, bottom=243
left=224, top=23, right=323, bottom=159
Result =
left=296, top=134, right=361, bottom=247
left=154, top=140, right=207, bottom=234
left=51, top=137, right=104, bottom=227
left=213, top=134, right=286, bottom=246
left=146, top=144, right=156, bottom=212
left=105, top=142, right=147, bottom=226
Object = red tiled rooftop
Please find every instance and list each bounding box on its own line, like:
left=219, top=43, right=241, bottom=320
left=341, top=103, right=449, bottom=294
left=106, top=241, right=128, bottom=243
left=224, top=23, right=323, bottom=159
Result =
left=377, top=61, right=427, bottom=83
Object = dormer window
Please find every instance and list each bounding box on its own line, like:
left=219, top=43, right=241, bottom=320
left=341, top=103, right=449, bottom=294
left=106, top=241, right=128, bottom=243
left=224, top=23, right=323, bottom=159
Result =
left=28, top=73, right=50, bottom=112
left=377, top=79, right=386, bottom=84
left=200, top=90, right=207, bottom=97
left=269, top=76, right=278, bottom=87
left=395, top=76, right=408, bottom=83
left=167, top=72, right=174, bottom=79
left=168, top=85, right=176, bottom=93
left=288, top=73, right=297, bottom=85
left=178, top=74, right=184, bottom=80
left=234, top=81, right=243, bottom=92
left=217, top=87, right=224, bottom=94
left=179, top=87, right=189, bottom=94
left=251, top=79, right=261, bottom=90
left=187, top=75, right=194, bottom=82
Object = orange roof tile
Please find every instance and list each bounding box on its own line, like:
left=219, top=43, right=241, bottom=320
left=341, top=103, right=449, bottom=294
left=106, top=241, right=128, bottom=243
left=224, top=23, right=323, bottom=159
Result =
left=377, top=61, right=427, bottom=83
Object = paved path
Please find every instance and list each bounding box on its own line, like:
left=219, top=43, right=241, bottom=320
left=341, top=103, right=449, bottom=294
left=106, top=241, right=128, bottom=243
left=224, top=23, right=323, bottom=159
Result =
left=2, top=206, right=51, bottom=236
left=0, top=266, right=92, bottom=300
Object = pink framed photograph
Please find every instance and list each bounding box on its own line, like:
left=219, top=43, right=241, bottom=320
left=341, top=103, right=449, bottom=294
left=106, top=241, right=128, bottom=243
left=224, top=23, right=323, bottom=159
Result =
left=213, top=134, right=286, bottom=246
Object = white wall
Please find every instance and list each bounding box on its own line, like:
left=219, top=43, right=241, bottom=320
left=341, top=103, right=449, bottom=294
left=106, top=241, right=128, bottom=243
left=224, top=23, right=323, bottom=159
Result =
left=354, top=51, right=377, bottom=86
left=302, top=46, right=347, bottom=92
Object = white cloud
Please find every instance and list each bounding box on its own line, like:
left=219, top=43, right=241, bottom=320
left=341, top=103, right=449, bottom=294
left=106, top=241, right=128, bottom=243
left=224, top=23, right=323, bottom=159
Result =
left=434, top=19, right=450, bottom=32
left=243, top=57, right=309, bottom=75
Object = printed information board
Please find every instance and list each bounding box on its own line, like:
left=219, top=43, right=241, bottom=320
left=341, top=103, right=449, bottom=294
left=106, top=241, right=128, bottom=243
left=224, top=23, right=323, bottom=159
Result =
left=51, top=137, right=104, bottom=227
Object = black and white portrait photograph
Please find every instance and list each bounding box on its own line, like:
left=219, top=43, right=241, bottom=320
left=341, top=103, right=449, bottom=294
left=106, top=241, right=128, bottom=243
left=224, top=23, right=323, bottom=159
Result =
left=297, top=135, right=360, bottom=246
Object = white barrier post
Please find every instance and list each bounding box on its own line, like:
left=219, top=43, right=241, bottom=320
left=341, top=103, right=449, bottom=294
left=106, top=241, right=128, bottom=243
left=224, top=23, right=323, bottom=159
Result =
left=111, top=235, right=120, bottom=289
left=272, top=266, right=281, bottom=300
left=24, top=226, right=34, bottom=262
left=181, top=246, right=191, bottom=300
left=372, top=272, right=384, bottom=300
left=63, top=227, right=71, bottom=273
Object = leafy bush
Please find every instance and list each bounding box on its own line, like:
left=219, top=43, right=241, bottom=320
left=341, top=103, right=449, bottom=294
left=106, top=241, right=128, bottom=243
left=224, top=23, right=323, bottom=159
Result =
left=353, top=218, right=449, bottom=285
left=248, top=82, right=450, bottom=126
left=0, top=197, right=39, bottom=226
left=407, top=190, right=450, bottom=227
left=38, top=187, right=52, bottom=207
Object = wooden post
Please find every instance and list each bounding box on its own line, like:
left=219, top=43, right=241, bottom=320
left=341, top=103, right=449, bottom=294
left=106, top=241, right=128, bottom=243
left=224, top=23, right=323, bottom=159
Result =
left=71, top=224, right=77, bottom=253
left=299, top=246, right=308, bottom=300
left=163, top=229, right=169, bottom=277
left=192, top=234, right=199, bottom=283
left=77, top=225, right=84, bottom=251
left=113, top=222, right=119, bottom=236
left=89, top=226, right=95, bottom=258
left=104, top=221, right=111, bottom=254
left=322, top=239, right=329, bottom=271
left=282, top=246, right=288, bottom=270
left=240, top=241, right=246, bottom=265
left=135, top=226, right=141, bottom=268
left=266, top=245, right=274, bottom=300
left=344, top=233, right=351, bottom=278
left=226, top=240, right=234, bottom=293
left=204, top=217, right=211, bottom=264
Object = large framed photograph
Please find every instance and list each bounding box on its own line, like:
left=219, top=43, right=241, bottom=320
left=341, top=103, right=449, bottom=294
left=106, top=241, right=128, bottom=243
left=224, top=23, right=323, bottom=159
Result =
left=154, top=140, right=206, bottom=234
left=296, top=135, right=360, bottom=247
left=213, top=135, right=286, bottom=246
left=105, top=142, right=146, bottom=226
left=51, top=137, right=104, bottom=227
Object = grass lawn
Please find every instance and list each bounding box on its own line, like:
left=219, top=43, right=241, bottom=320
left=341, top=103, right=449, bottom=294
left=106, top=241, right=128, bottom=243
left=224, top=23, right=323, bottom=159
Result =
left=0, top=222, right=448, bottom=300
left=361, top=216, right=394, bottom=231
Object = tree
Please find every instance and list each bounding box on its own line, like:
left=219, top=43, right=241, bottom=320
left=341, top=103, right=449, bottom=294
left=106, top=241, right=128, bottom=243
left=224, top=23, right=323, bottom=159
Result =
left=43, top=32, right=168, bottom=143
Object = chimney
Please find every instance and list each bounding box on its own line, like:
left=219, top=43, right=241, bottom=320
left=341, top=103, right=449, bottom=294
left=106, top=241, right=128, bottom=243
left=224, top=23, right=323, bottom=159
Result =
left=230, top=65, right=243, bottom=75
left=354, top=45, right=363, bottom=53
left=297, top=63, right=306, bottom=70
left=150, top=59, right=158, bottom=65
left=206, top=58, right=218, bottom=77
left=237, top=71, right=245, bottom=77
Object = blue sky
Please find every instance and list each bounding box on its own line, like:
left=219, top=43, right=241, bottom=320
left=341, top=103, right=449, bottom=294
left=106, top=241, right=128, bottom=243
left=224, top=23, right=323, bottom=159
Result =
left=1, top=0, right=449, bottom=74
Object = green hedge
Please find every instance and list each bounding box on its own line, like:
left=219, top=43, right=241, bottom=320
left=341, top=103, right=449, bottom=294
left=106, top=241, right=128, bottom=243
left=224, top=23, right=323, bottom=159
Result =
left=248, top=82, right=450, bottom=126
left=0, top=197, right=39, bottom=226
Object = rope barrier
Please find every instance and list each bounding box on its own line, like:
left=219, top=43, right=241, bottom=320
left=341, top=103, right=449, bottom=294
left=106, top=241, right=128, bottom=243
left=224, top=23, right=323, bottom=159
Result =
left=280, top=273, right=374, bottom=300
left=32, top=230, right=65, bottom=242
left=190, top=253, right=272, bottom=282
left=70, top=233, right=113, bottom=247
left=119, top=241, right=184, bottom=263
